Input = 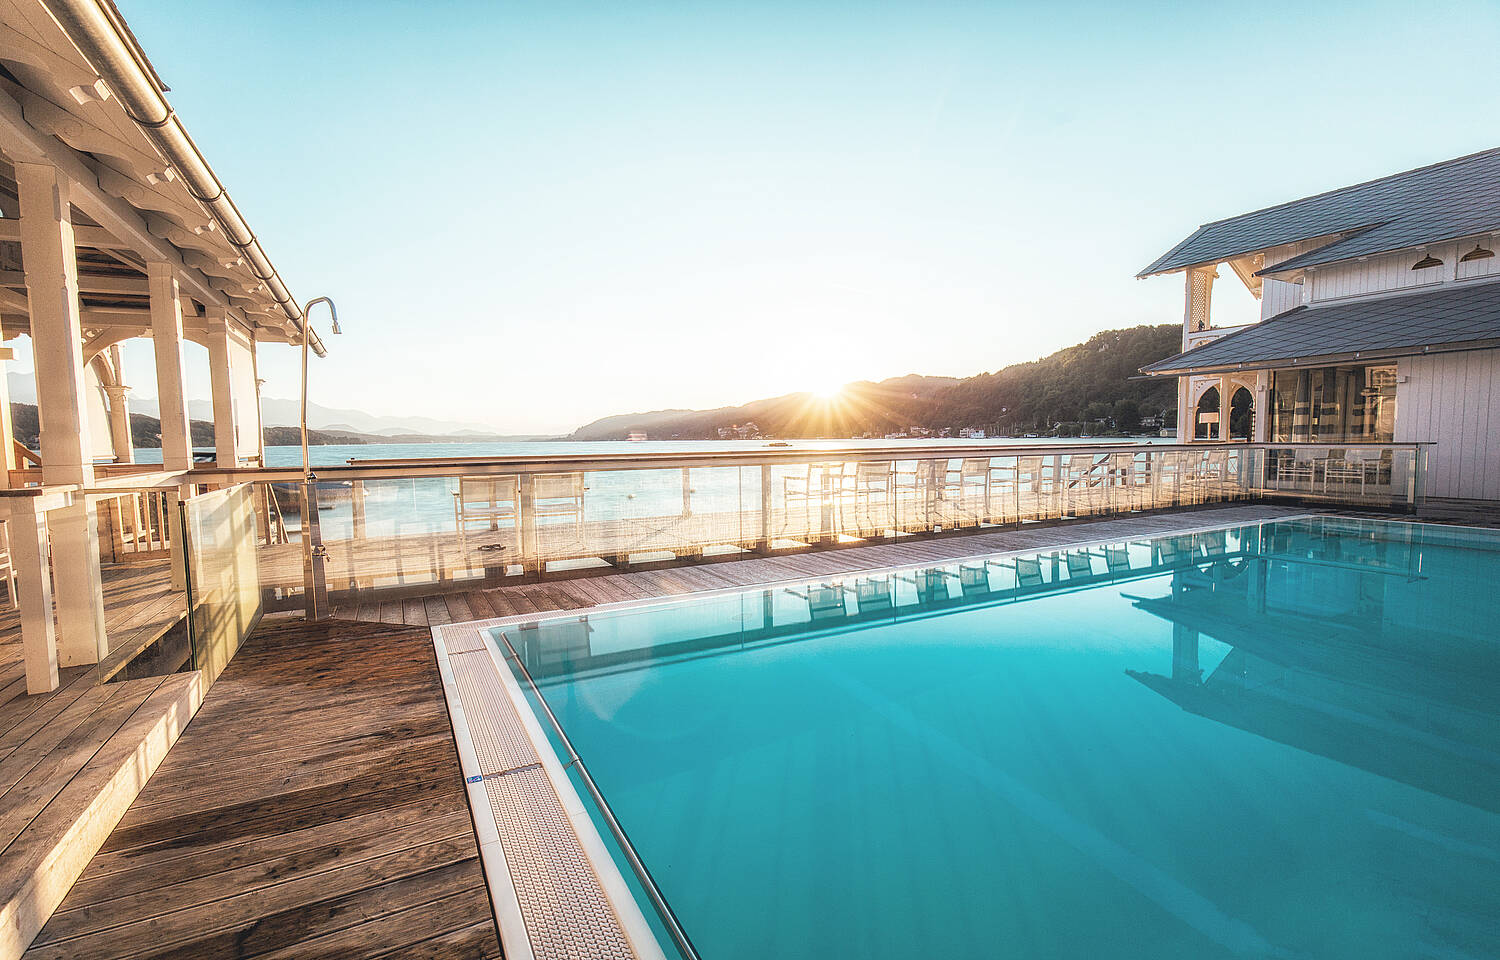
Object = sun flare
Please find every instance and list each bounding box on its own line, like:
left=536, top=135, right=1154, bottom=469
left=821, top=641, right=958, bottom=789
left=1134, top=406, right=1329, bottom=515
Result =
left=809, top=380, right=846, bottom=400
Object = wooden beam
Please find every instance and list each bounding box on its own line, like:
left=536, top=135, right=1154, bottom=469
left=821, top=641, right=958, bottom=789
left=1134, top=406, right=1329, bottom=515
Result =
left=0, top=86, right=228, bottom=308
left=0, top=268, right=144, bottom=295
left=0, top=216, right=129, bottom=249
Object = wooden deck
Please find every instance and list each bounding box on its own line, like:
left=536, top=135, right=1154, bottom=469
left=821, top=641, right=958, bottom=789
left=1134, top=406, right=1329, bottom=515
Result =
left=0, top=559, right=186, bottom=698
left=335, top=503, right=1314, bottom=627
left=25, top=617, right=501, bottom=960
left=0, top=559, right=196, bottom=960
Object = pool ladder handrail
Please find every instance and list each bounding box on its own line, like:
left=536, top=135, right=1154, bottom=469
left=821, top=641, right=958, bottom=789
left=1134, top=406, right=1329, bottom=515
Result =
left=494, top=631, right=703, bottom=960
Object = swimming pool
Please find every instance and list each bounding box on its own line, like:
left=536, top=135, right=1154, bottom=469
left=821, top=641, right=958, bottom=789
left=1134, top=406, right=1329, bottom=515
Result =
left=492, top=517, right=1500, bottom=960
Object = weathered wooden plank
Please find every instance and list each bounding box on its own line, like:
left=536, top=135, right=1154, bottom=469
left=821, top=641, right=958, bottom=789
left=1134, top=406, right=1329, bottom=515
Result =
left=27, top=619, right=500, bottom=960
left=400, top=598, right=429, bottom=627
left=28, top=845, right=484, bottom=960
left=65, top=793, right=463, bottom=904
left=0, top=680, right=162, bottom=854
left=423, top=596, right=452, bottom=626
left=36, top=809, right=475, bottom=942
left=259, top=885, right=500, bottom=960
left=443, top=594, right=474, bottom=623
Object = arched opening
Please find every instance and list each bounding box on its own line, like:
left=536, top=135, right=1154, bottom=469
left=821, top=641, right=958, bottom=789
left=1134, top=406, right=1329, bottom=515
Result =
left=1228, top=386, right=1254, bottom=441
left=1194, top=386, right=1221, bottom=440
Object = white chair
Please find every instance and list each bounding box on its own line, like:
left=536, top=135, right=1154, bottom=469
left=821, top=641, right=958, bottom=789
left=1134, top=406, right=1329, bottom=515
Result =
left=941, top=458, right=994, bottom=527
left=454, top=476, right=519, bottom=558
left=843, top=460, right=895, bottom=537
left=1322, top=452, right=1372, bottom=495
left=530, top=472, right=588, bottom=559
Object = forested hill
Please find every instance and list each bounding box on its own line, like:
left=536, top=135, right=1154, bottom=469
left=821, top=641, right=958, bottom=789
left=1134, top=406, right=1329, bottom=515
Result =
left=570, top=324, right=1182, bottom=440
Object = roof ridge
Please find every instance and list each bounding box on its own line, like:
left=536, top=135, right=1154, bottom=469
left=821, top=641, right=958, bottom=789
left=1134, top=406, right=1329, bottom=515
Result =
left=1192, top=146, right=1500, bottom=230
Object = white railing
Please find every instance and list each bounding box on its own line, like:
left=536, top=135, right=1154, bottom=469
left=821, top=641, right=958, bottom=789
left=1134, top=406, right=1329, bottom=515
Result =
left=96, top=488, right=174, bottom=561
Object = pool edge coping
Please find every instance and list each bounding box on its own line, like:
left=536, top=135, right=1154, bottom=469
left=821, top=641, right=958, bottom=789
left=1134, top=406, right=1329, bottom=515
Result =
left=433, top=623, right=668, bottom=960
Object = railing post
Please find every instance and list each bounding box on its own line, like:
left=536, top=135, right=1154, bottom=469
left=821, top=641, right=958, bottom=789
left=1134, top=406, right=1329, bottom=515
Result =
left=1054, top=454, right=1066, bottom=519
left=757, top=464, right=772, bottom=553
left=925, top=459, right=939, bottom=532
left=680, top=467, right=700, bottom=559
left=352, top=479, right=366, bottom=541
left=301, top=481, right=330, bottom=620
left=518, top=473, right=540, bottom=576
left=819, top=464, right=835, bottom=544
left=166, top=484, right=189, bottom=589
left=7, top=496, right=58, bottom=694
left=1409, top=446, right=1425, bottom=510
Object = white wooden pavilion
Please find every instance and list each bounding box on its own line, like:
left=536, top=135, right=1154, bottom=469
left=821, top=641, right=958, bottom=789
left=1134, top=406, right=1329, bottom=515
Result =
left=0, top=0, right=317, bottom=692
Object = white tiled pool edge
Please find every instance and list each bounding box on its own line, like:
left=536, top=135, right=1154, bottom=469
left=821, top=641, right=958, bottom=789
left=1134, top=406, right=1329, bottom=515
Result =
left=434, top=620, right=667, bottom=960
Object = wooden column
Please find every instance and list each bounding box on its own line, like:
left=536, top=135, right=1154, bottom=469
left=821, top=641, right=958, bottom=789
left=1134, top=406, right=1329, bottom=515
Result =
left=148, top=261, right=191, bottom=590
left=16, top=161, right=107, bottom=665
left=205, top=308, right=237, bottom=468
left=104, top=387, right=133, bottom=464
left=148, top=262, right=192, bottom=471
left=0, top=345, right=16, bottom=488
left=7, top=495, right=58, bottom=693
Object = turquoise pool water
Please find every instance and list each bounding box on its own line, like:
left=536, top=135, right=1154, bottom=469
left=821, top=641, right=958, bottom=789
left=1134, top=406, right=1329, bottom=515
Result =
left=495, top=517, right=1500, bottom=960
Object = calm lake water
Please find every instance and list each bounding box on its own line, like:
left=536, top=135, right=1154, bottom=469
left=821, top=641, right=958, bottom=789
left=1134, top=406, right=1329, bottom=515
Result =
left=132, top=435, right=1169, bottom=468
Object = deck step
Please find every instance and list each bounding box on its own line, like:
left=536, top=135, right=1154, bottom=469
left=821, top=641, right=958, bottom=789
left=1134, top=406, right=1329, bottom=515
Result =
left=0, top=673, right=202, bottom=960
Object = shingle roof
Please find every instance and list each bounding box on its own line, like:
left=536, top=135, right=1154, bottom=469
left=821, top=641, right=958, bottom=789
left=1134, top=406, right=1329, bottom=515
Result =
left=1140, top=279, right=1500, bottom=374
left=1137, top=148, right=1500, bottom=278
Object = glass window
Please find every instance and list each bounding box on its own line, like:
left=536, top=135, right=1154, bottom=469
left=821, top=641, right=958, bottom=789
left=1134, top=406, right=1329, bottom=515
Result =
left=1270, top=364, right=1395, bottom=443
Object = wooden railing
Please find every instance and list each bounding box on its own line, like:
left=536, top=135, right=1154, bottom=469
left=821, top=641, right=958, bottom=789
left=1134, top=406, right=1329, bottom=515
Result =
left=96, top=488, right=174, bottom=562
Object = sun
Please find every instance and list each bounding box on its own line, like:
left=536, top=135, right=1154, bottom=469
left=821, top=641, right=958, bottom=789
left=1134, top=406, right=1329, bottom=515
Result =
left=809, top=380, right=846, bottom=400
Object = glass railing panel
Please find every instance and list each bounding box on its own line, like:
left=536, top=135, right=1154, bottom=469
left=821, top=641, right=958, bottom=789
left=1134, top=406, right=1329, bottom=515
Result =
left=180, top=483, right=263, bottom=685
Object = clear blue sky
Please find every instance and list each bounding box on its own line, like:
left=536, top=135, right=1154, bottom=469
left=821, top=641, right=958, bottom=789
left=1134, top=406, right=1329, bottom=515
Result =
left=98, top=0, right=1500, bottom=433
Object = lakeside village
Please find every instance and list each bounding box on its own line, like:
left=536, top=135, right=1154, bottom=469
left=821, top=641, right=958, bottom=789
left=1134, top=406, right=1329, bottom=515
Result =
left=708, top=413, right=1177, bottom=442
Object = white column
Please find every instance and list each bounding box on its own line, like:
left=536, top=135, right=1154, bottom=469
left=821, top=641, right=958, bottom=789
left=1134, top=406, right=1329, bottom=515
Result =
left=0, top=344, right=15, bottom=488
left=8, top=497, right=58, bottom=693
left=1176, top=376, right=1191, bottom=442
left=1180, top=267, right=1216, bottom=444
left=16, top=161, right=107, bottom=665
left=204, top=308, right=237, bottom=468
left=148, top=262, right=192, bottom=471
left=1183, top=266, right=1216, bottom=343
left=148, top=261, right=191, bottom=590
left=104, top=350, right=133, bottom=465
left=226, top=330, right=260, bottom=463
left=1253, top=373, right=1271, bottom=442
left=249, top=339, right=266, bottom=465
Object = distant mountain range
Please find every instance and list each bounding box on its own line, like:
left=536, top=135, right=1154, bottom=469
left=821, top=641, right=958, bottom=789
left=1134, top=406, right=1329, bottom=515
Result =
left=570, top=324, right=1181, bottom=440
left=6, top=372, right=547, bottom=442
left=7, top=402, right=512, bottom=451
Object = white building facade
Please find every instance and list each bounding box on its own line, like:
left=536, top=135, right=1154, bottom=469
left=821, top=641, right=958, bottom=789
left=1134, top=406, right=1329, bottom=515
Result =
left=1139, top=149, right=1500, bottom=500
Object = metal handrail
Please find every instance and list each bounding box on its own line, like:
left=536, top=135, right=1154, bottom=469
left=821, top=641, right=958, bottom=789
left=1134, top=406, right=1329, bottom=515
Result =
left=490, top=627, right=702, bottom=960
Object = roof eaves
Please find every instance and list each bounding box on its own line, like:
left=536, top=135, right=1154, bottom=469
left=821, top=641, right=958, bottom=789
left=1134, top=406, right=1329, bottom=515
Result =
left=1135, top=229, right=1209, bottom=278
left=1257, top=222, right=1500, bottom=276
left=1138, top=303, right=1310, bottom=375
left=1144, top=338, right=1500, bottom=377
